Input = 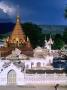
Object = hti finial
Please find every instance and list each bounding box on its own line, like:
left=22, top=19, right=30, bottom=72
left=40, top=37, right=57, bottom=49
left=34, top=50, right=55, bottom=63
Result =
left=16, top=5, right=20, bottom=16
left=16, top=5, right=20, bottom=22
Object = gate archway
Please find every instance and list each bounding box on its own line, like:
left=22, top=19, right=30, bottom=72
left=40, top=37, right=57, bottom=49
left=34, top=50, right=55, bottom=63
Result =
left=7, top=70, right=16, bottom=85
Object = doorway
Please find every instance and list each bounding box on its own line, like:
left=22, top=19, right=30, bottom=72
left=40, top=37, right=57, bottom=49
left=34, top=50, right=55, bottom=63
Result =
left=7, top=70, right=16, bottom=85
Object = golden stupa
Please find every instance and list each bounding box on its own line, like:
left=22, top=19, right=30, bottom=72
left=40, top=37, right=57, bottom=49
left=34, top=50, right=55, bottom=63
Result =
left=8, top=16, right=26, bottom=45
left=0, top=16, right=33, bottom=57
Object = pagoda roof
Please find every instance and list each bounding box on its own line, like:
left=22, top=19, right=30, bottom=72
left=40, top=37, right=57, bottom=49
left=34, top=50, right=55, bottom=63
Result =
left=10, top=16, right=26, bottom=41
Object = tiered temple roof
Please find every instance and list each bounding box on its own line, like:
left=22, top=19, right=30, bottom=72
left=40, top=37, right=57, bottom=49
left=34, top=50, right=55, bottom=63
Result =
left=9, top=16, right=26, bottom=44
left=0, top=16, right=33, bottom=57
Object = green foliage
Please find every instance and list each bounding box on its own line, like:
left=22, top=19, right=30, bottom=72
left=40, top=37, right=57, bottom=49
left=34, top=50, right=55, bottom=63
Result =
left=23, top=22, right=43, bottom=48
left=63, top=28, right=67, bottom=44
left=0, top=22, right=66, bottom=50
left=52, top=34, right=64, bottom=49
left=53, top=39, right=64, bottom=49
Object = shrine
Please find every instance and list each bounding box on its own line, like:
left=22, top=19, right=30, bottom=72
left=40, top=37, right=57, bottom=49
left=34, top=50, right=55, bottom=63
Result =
left=0, top=16, right=33, bottom=57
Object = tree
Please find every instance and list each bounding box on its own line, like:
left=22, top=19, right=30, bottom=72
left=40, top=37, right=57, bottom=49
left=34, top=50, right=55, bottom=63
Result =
left=63, top=5, right=67, bottom=45
left=52, top=34, right=64, bottom=49
left=23, top=22, right=43, bottom=48
left=63, top=28, right=67, bottom=44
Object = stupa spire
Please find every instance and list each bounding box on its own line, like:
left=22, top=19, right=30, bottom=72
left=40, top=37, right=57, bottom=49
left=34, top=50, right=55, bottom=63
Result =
left=16, top=15, right=20, bottom=23
left=6, top=16, right=32, bottom=50
left=9, top=15, right=26, bottom=44
left=48, top=34, right=53, bottom=45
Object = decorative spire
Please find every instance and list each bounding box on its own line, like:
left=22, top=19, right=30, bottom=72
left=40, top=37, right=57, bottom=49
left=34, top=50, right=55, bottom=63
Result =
left=7, top=16, right=26, bottom=46
left=44, top=35, right=47, bottom=43
left=43, top=36, right=47, bottom=48
left=27, top=36, right=32, bottom=48
left=6, top=16, right=32, bottom=49
left=16, top=15, right=20, bottom=23
left=16, top=5, right=20, bottom=23
left=27, top=36, right=29, bottom=42
left=48, top=34, right=53, bottom=45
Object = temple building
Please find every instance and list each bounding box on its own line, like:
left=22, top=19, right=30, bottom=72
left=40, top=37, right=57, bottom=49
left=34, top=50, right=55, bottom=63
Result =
left=0, top=16, right=33, bottom=57
left=0, top=16, right=67, bottom=86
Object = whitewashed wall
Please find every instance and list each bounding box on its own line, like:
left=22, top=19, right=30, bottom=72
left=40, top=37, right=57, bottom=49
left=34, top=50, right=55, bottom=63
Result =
left=0, top=60, right=67, bottom=86
left=24, top=73, right=67, bottom=86
left=0, top=63, right=25, bottom=85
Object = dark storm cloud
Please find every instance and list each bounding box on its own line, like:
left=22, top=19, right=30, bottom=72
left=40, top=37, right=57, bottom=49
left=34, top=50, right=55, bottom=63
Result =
left=0, top=0, right=66, bottom=25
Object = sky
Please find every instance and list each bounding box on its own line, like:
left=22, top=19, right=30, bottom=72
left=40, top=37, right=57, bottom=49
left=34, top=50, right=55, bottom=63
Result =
left=0, top=0, right=66, bottom=25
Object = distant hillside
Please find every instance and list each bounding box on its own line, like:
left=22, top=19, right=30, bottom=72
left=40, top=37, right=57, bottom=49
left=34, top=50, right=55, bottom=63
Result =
left=40, top=25, right=67, bottom=35
left=0, top=23, right=14, bottom=34
left=0, top=23, right=67, bottom=38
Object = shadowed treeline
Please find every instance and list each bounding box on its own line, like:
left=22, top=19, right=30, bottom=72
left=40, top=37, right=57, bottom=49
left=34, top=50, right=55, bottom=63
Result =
left=0, top=22, right=67, bottom=49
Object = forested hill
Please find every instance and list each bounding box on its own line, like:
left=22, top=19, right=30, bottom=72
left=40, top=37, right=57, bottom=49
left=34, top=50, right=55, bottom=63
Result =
left=0, top=23, right=66, bottom=35
left=0, top=23, right=67, bottom=49
left=0, top=23, right=14, bottom=34
left=40, top=25, right=67, bottom=35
